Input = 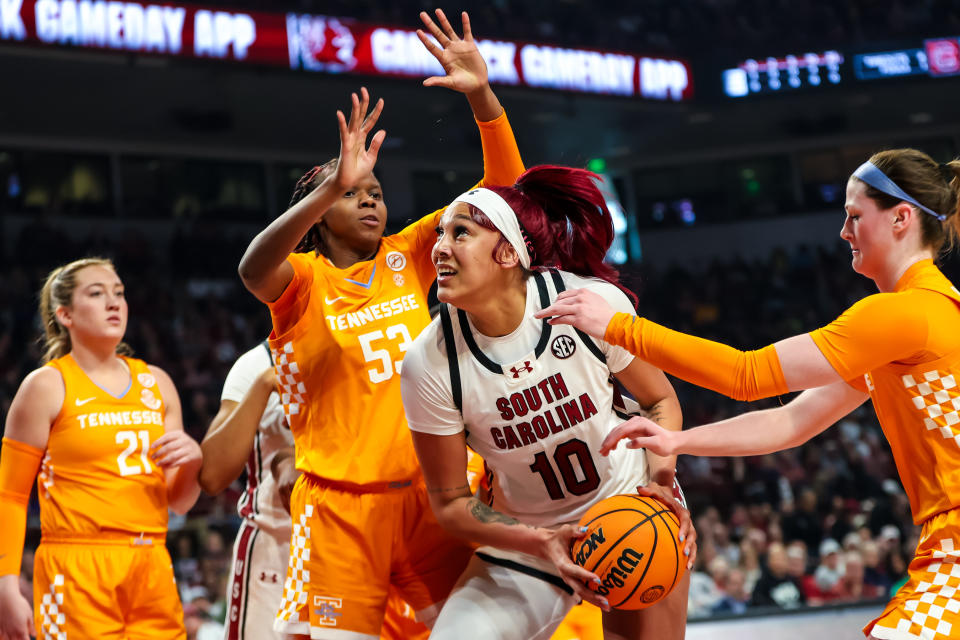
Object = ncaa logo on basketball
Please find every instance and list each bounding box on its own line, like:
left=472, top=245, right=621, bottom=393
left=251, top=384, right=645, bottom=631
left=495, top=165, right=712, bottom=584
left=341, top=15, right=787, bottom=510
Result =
left=313, top=596, right=342, bottom=627
left=551, top=335, right=576, bottom=359
left=386, top=251, right=407, bottom=272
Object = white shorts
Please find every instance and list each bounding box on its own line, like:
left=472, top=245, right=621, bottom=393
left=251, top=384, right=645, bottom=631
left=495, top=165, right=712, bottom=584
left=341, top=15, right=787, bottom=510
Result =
left=224, top=519, right=290, bottom=640
left=430, top=550, right=579, bottom=640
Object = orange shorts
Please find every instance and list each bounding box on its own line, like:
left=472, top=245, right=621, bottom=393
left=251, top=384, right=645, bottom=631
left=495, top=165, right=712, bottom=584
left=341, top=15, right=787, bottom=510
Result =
left=867, top=508, right=960, bottom=640
left=381, top=589, right=429, bottom=640
left=275, top=474, right=474, bottom=638
left=33, top=533, right=184, bottom=640
left=550, top=602, right=603, bottom=640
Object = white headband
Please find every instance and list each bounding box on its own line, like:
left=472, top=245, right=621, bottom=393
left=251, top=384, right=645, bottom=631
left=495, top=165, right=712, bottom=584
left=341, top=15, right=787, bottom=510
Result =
left=446, top=187, right=531, bottom=269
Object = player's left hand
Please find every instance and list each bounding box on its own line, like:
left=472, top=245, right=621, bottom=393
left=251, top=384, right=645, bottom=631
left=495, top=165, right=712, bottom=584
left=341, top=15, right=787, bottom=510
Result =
left=151, top=430, right=203, bottom=470
left=534, top=288, right=619, bottom=340
left=418, top=10, right=488, bottom=95
left=635, top=481, right=697, bottom=570
left=600, top=416, right=679, bottom=458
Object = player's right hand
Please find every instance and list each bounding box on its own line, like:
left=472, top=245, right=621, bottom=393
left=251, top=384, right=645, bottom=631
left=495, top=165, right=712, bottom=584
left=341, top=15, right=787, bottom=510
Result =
left=333, top=87, right=386, bottom=192
left=539, top=525, right=611, bottom=612
left=599, top=415, right=679, bottom=458
left=0, top=582, right=35, bottom=640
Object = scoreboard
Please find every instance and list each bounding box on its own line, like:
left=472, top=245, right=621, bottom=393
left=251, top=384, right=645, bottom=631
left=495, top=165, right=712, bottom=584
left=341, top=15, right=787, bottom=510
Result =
left=723, top=51, right=843, bottom=98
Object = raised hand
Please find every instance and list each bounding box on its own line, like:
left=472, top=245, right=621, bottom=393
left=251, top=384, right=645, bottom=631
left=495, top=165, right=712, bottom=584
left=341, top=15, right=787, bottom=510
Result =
left=533, top=288, right=620, bottom=339
left=417, top=10, right=488, bottom=95
left=334, top=87, right=386, bottom=190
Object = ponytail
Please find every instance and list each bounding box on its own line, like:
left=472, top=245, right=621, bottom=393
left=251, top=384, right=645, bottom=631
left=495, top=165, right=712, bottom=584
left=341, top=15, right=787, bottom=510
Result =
left=483, top=165, right=635, bottom=304
left=942, top=159, right=960, bottom=252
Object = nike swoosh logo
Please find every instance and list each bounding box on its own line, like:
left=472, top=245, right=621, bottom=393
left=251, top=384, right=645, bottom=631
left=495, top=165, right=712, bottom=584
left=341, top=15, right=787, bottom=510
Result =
left=75, top=397, right=96, bottom=406
left=324, top=296, right=344, bottom=305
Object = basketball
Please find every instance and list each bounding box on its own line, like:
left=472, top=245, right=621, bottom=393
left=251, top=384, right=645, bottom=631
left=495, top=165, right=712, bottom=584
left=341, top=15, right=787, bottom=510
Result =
left=570, top=494, right=687, bottom=610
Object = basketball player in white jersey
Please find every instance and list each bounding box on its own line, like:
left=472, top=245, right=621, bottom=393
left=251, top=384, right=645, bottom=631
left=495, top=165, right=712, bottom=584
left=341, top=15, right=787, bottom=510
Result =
left=199, top=342, right=294, bottom=640
left=400, top=166, right=696, bottom=639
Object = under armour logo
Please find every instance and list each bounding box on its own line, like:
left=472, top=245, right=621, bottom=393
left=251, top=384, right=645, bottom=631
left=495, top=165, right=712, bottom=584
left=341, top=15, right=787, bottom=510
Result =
left=259, top=572, right=279, bottom=583
left=509, top=361, right=534, bottom=378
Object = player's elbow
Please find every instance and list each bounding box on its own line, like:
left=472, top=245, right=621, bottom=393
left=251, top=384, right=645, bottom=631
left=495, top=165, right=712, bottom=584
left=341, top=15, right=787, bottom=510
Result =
left=197, top=466, right=229, bottom=496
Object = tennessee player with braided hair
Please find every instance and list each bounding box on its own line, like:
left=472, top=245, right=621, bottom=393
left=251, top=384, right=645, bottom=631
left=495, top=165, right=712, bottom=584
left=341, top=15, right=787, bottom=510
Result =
left=238, top=10, right=524, bottom=639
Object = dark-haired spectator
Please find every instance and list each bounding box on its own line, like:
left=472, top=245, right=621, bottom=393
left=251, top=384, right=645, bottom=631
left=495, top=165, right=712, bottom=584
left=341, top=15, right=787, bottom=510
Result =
left=751, top=542, right=805, bottom=609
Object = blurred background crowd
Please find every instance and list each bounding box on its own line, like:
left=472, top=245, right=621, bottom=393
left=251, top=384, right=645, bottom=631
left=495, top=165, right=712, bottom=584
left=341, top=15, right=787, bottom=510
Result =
left=4, top=228, right=930, bottom=628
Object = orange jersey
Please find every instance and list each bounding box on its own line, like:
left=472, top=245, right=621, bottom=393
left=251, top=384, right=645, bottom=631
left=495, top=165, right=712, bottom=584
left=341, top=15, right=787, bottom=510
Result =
left=270, top=227, right=435, bottom=484
left=810, top=259, right=960, bottom=524
left=268, top=112, right=524, bottom=485
left=40, top=354, right=168, bottom=536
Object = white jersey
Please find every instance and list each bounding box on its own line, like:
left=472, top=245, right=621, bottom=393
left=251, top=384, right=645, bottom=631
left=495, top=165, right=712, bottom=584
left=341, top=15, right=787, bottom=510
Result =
left=402, top=269, right=649, bottom=530
left=221, top=343, right=294, bottom=538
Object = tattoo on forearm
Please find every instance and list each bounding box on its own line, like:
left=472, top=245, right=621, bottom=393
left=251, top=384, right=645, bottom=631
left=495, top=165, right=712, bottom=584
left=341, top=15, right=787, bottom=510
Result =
left=645, top=401, right=666, bottom=425
left=468, top=499, right=520, bottom=526
left=428, top=484, right=469, bottom=494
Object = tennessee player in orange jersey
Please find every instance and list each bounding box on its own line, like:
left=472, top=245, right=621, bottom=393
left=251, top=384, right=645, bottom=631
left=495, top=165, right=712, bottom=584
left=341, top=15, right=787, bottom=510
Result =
left=0, top=257, right=203, bottom=640
left=540, top=148, right=960, bottom=640
left=237, top=10, right=524, bottom=639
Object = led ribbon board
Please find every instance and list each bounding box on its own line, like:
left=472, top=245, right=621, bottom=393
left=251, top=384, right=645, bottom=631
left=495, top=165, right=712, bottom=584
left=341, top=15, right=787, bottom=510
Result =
left=0, top=1, right=694, bottom=100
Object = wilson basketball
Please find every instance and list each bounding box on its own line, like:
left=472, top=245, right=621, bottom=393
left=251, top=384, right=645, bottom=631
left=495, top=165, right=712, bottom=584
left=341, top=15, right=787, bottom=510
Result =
left=570, top=494, right=687, bottom=610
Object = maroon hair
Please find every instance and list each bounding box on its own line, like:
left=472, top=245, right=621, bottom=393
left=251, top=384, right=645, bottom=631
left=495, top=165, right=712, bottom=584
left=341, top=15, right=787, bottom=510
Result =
left=470, top=165, right=635, bottom=304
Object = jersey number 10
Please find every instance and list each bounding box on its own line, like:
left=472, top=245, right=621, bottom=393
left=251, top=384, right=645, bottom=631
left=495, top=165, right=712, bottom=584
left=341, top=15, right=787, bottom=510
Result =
left=529, top=438, right=601, bottom=500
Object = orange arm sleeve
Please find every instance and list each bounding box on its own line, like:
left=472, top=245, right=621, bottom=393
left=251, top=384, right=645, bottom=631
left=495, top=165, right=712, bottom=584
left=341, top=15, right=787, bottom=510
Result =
left=0, top=437, right=43, bottom=577
left=476, top=110, right=526, bottom=189
left=604, top=313, right=789, bottom=402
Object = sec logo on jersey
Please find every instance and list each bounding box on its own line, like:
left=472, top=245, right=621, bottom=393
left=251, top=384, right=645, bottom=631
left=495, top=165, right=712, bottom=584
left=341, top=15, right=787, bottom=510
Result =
left=551, top=335, right=576, bottom=359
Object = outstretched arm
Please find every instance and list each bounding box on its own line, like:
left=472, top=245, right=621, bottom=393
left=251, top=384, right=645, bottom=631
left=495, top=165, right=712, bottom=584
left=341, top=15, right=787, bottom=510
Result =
left=199, top=367, right=277, bottom=495
left=601, top=380, right=868, bottom=459
left=410, top=430, right=611, bottom=611
left=536, top=288, right=842, bottom=400
left=418, top=10, right=524, bottom=187
left=238, top=89, right=386, bottom=303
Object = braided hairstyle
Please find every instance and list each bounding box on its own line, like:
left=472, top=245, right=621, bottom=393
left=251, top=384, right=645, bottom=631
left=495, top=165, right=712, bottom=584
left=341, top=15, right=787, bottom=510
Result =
left=290, top=159, right=338, bottom=256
